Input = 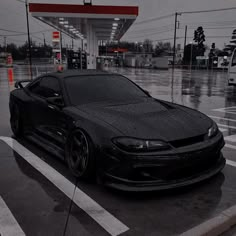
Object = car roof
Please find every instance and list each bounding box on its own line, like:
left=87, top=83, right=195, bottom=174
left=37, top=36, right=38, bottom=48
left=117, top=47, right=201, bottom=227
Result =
left=43, top=69, right=117, bottom=79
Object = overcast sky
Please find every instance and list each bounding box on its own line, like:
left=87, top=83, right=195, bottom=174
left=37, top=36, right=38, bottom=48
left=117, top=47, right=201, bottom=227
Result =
left=1, top=0, right=236, bottom=49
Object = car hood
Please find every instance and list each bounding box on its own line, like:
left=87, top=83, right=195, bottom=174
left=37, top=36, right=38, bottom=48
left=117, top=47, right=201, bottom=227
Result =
left=76, top=99, right=212, bottom=141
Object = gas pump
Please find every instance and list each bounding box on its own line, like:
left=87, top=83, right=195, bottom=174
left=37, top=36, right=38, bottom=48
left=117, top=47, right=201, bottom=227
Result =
left=67, top=50, right=87, bottom=69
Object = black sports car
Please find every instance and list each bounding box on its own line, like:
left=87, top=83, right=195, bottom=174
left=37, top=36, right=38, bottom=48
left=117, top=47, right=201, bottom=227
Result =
left=10, top=70, right=225, bottom=191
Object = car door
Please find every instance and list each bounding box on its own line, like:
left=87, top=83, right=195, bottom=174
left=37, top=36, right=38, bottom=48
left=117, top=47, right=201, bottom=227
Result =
left=27, top=76, right=68, bottom=147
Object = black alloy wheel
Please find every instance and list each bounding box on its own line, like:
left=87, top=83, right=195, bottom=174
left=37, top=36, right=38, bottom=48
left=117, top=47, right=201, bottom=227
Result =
left=67, top=129, right=95, bottom=179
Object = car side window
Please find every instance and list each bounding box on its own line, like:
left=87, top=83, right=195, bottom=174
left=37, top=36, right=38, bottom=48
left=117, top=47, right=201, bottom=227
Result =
left=29, top=76, right=61, bottom=98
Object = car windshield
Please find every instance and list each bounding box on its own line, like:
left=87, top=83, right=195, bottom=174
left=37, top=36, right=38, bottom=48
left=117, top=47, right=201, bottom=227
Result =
left=64, top=74, right=148, bottom=105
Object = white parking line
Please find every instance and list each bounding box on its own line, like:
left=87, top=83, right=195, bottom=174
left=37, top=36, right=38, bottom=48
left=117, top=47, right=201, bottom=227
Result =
left=225, top=143, right=236, bottom=150
left=217, top=123, right=236, bottom=130
left=226, top=159, right=236, bottom=168
left=224, top=135, right=236, bottom=142
left=0, top=196, right=25, bottom=236
left=213, top=106, right=236, bottom=114
left=0, top=136, right=129, bottom=236
left=209, top=115, right=236, bottom=123
left=219, top=128, right=227, bottom=132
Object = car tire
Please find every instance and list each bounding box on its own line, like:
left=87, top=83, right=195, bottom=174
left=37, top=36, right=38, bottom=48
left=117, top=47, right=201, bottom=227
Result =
left=10, top=104, right=23, bottom=138
left=66, top=129, right=95, bottom=179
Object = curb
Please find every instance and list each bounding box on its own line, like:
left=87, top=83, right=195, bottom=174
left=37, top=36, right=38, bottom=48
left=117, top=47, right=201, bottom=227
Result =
left=180, top=205, right=236, bottom=236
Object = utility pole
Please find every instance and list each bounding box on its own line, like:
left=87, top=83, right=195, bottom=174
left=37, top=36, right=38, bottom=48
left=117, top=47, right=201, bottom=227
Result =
left=184, top=25, right=188, bottom=51
left=173, top=12, right=181, bottom=69
left=183, top=25, right=188, bottom=61
left=80, top=39, right=83, bottom=69
left=25, top=0, right=32, bottom=79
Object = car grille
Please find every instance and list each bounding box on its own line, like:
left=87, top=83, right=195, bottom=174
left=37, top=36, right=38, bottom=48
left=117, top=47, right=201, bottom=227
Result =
left=169, top=134, right=206, bottom=148
left=131, top=151, right=221, bottom=182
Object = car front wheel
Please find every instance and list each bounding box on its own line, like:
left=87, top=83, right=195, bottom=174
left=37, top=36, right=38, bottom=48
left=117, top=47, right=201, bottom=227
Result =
left=66, top=129, right=95, bottom=179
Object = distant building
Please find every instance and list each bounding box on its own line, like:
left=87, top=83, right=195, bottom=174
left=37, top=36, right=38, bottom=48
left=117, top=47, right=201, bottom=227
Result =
left=124, top=52, right=168, bottom=69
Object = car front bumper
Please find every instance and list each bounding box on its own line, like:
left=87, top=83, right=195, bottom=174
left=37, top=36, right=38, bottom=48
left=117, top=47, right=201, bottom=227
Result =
left=100, top=133, right=225, bottom=192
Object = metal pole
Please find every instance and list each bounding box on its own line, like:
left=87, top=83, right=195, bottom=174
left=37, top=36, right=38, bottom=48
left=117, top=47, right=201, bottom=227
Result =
left=60, top=31, right=62, bottom=64
left=184, top=25, right=187, bottom=52
left=173, top=12, right=178, bottom=69
left=80, top=39, right=83, bottom=70
left=25, top=0, right=32, bottom=79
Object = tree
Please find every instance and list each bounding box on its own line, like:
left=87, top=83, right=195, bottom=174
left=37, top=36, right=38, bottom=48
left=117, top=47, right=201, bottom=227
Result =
left=224, top=29, right=236, bottom=55
left=183, top=44, right=198, bottom=65
left=154, top=42, right=172, bottom=56
left=6, top=43, right=22, bottom=60
left=143, top=39, right=153, bottom=53
left=193, top=26, right=206, bottom=56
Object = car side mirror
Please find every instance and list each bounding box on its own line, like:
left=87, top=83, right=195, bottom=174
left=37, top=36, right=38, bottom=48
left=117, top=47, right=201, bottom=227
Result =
left=15, top=80, right=31, bottom=89
left=15, top=82, right=19, bottom=88
left=46, top=96, right=64, bottom=108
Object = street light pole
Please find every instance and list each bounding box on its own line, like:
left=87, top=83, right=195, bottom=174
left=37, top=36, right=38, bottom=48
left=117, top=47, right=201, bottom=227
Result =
left=25, top=0, right=32, bottom=79
left=184, top=25, right=187, bottom=54
left=173, top=12, right=178, bottom=69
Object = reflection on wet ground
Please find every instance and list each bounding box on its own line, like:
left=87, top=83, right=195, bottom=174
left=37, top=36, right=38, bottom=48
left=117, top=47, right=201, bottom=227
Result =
left=0, top=65, right=236, bottom=236
left=108, top=67, right=236, bottom=113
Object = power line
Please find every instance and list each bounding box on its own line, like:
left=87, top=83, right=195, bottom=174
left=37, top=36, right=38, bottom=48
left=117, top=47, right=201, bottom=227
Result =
left=180, top=6, right=236, bottom=14
left=128, top=24, right=174, bottom=34
left=182, top=20, right=236, bottom=26
left=127, top=28, right=174, bottom=39
left=144, top=35, right=232, bottom=44
left=134, top=13, right=175, bottom=25
left=0, top=33, right=26, bottom=37
left=180, top=26, right=236, bottom=30
left=0, top=28, right=25, bottom=34
left=0, top=29, right=51, bottom=37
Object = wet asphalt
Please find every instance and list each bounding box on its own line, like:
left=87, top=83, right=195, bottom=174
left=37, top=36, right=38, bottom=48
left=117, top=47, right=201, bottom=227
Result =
left=0, top=65, right=236, bottom=236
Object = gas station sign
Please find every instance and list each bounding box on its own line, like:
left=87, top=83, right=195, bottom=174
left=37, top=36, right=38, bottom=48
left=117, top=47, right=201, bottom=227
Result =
left=52, top=31, right=61, bottom=53
left=52, top=31, right=60, bottom=41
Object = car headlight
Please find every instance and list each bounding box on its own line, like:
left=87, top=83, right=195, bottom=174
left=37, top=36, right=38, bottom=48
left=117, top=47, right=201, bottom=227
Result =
left=112, top=137, right=170, bottom=152
left=208, top=122, right=218, bottom=138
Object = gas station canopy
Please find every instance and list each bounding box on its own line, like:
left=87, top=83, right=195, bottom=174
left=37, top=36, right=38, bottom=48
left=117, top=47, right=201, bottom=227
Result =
left=29, top=3, right=139, bottom=41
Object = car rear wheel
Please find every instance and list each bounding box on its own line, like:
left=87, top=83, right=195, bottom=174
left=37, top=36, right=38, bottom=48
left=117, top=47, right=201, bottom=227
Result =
left=10, top=104, right=23, bottom=138
left=66, top=129, right=95, bottom=179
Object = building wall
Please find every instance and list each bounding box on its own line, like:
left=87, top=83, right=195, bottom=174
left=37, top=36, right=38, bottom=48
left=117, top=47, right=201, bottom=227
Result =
left=151, top=57, right=168, bottom=69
